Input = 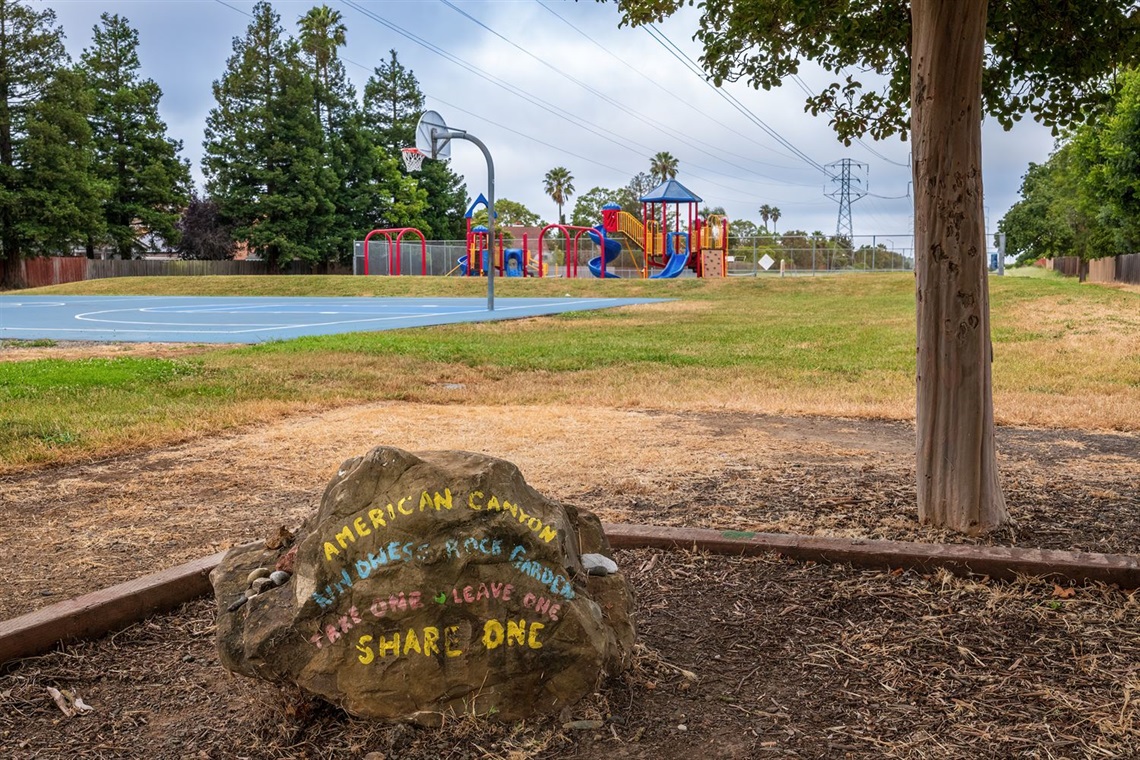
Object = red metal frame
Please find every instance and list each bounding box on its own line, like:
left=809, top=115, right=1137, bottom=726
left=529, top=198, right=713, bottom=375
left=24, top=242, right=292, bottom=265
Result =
left=362, top=228, right=427, bottom=276
left=537, top=224, right=608, bottom=278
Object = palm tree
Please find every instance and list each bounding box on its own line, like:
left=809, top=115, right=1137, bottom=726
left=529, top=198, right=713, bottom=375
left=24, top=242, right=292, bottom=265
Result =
left=649, top=151, right=679, bottom=184
left=770, top=207, right=781, bottom=234
left=758, top=204, right=773, bottom=232
left=298, top=5, right=347, bottom=131
left=544, top=167, right=575, bottom=225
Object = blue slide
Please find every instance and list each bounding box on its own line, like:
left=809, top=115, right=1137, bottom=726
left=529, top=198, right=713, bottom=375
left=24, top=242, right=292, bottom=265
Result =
left=458, top=250, right=490, bottom=276
left=587, top=225, right=622, bottom=278
left=650, top=232, right=690, bottom=279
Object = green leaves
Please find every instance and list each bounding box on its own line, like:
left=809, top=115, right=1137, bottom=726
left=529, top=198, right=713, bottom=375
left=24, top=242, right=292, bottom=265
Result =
left=606, top=0, right=1140, bottom=143
left=543, top=167, right=575, bottom=225
left=363, top=50, right=459, bottom=240
left=1000, top=68, right=1140, bottom=263
left=81, top=13, right=191, bottom=259
left=0, top=1, right=102, bottom=286
left=204, top=2, right=336, bottom=270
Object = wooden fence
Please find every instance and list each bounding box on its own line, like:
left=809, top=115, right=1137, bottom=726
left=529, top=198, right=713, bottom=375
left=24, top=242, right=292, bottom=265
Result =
left=1046, top=254, right=1140, bottom=284
left=1, top=257, right=351, bottom=289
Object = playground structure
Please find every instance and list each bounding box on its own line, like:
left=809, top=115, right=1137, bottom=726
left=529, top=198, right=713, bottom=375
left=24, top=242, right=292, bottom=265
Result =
left=598, top=179, right=729, bottom=279
left=358, top=179, right=729, bottom=280
left=458, top=194, right=537, bottom=278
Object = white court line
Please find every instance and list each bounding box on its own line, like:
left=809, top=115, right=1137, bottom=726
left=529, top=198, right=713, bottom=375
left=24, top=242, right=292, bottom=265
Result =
left=4, top=299, right=630, bottom=337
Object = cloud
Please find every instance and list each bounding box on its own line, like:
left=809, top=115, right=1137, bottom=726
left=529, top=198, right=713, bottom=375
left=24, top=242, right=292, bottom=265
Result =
left=45, top=0, right=1055, bottom=243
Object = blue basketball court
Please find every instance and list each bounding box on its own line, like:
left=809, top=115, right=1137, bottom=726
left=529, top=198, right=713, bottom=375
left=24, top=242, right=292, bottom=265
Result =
left=0, top=295, right=667, bottom=344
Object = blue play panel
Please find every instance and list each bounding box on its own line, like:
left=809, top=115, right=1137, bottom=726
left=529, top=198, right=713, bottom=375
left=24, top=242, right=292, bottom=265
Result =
left=0, top=295, right=667, bottom=344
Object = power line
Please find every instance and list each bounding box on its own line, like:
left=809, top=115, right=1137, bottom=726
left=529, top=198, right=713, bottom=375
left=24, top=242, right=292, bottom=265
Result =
left=440, top=0, right=813, bottom=190
left=533, top=0, right=803, bottom=173
left=338, top=0, right=653, bottom=156
left=643, top=24, right=834, bottom=177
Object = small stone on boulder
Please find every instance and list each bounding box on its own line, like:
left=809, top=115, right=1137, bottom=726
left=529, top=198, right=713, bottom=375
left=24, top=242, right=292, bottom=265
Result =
left=581, top=553, right=619, bottom=576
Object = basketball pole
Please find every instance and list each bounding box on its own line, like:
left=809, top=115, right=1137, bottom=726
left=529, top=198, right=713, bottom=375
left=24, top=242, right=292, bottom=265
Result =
left=433, top=127, right=495, bottom=312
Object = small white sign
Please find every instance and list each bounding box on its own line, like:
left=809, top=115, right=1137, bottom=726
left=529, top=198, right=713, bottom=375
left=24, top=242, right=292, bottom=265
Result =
left=759, top=254, right=775, bottom=271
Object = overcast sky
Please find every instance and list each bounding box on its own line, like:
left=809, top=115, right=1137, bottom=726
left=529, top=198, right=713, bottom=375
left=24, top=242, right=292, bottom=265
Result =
left=45, top=0, right=1058, bottom=244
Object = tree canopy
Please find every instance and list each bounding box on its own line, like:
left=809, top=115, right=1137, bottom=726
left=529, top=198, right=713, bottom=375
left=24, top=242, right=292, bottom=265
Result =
left=1002, top=68, right=1140, bottom=263
left=543, top=166, right=575, bottom=225
left=364, top=50, right=466, bottom=240
left=81, top=12, right=191, bottom=259
left=0, top=0, right=105, bottom=287
left=649, top=151, right=678, bottom=183
left=607, top=1, right=1140, bottom=143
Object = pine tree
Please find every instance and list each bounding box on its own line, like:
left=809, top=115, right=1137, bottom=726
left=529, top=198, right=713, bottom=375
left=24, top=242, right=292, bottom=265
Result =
left=203, top=1, right=335, bottom=270
left=81, top=13, right=191, bottom=259
left=297, top=13, right=423, bottom=265
left=0, top=0, right=104, bottom=288
left=364, top=50, right=466, bottom=240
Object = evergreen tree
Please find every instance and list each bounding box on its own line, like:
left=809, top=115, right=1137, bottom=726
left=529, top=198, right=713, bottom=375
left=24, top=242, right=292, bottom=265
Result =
left=364, top=50, right=466, bottom=240
left=297, top=12, right=423, bottom=265
left=203, top=1, right=335, bottom=270
left=0, top=0, right=104, bottom=288
left=81, top=13, right=191, bottom=259
left=18, top=67, right=105, bottom=258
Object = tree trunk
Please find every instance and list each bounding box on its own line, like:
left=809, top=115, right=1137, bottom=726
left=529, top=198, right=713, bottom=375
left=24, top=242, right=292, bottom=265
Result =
left=911, top=0, right=1008, bottom=534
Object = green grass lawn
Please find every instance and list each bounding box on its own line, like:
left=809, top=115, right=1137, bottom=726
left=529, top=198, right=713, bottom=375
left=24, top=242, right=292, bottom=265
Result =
left=3, top=273, right=1136, bottom=471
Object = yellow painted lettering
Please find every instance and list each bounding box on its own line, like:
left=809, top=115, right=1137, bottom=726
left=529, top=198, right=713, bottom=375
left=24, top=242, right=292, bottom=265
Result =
left=335, top=525, right=355, bottom=550
left=539, top=525, right=557, bottom=543
left=528, top=622, right=545, bottom=649
left=445, top=625, right=463, bottom=657
left=506, top=619, right=526, bottom=647
left=353, top=517, right=371, bottom=537
left=368, top=508, right=387, bottom=530
left=468, top=490, right=484, bottom=510
left=377, top=633, right=400, bottom=658
left=487, top=495, right=501, bottom=511
left=323, top=541, right=339, bottom=561
left=397, top=497, right=412, bottom=515
left=434, top=489, right=453, bottom=510
left=356, top=635, right=374, bottom=664
left=482, top=620, right=505, bottom=650
left=504, top=500, right=519, bottom=518
left=422, top=627, right=440, bottom=656
left=403, top=628, right=422, bottom=656
left=419, top=491, right=433, bottom=510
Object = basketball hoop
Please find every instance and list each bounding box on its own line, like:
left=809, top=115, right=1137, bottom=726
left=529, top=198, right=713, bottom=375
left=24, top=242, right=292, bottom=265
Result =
left=401, top=147, right=425, bottom=173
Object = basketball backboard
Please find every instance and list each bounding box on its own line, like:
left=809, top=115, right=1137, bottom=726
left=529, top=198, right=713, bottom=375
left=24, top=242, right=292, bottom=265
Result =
left=415, top=110, right=451, bottom=161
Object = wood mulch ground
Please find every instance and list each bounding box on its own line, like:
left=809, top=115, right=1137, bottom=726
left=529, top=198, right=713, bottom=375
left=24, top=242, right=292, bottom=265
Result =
left=1, top=402, right=1138, bottom=758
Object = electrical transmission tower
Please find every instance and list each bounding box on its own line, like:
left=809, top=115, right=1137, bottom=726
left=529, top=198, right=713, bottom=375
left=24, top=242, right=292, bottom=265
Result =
left=824, top=159, right=868, bottom=242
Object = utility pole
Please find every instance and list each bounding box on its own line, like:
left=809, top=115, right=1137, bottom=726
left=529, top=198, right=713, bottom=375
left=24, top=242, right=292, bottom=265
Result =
left=824, top=159, right=868, bottom=244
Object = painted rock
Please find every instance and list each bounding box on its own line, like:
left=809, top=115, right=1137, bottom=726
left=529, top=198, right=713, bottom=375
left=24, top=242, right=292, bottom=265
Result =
left=210, top=446, right=636, bottom=724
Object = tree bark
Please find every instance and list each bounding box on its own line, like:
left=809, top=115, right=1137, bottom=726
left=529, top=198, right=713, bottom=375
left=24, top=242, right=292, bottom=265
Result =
left=911, top=0, right=1008, bottom=534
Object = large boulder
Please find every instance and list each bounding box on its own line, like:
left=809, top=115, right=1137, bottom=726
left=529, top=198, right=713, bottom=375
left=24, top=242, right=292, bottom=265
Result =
left=210, top=447, right=635, bottom=724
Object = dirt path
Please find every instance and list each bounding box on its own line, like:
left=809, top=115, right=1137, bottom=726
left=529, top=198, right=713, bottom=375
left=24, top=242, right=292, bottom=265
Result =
left=1, top=402, right=1136, bottom=620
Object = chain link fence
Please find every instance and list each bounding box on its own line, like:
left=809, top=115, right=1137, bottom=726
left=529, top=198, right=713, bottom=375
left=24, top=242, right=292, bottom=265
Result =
left=353, top=234, right=916, bottom=278
left=725, top=234, right=915, bottom=276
